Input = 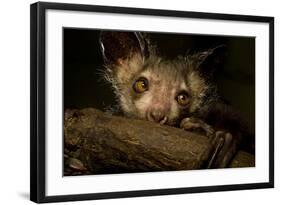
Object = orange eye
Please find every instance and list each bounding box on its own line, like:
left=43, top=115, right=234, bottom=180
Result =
left=133, top=78, right=149, bottom=93
left=176, top=92, right=189, bottom=106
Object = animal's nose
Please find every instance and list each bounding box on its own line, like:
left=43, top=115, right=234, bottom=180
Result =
left=148, top=110, right=168, bottom=124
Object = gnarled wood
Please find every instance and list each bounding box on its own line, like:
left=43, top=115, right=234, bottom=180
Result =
left=64, top=108, right=254, bottom=175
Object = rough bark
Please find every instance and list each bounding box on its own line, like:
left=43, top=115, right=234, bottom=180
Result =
left=64, top=108, right=254, bottom=176
left=229, top=151, right=255, bottom=168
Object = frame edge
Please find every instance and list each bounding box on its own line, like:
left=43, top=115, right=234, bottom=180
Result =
left=268, top=17, right=274, bottom=188
left=36, top=1, right=274, bottom=22
left=30, top=2, right=39, bottom=203
left=30, top=2, right=48, bottom=203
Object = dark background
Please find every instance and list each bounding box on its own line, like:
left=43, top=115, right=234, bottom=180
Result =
left=64, top=28, right=255, bottom=134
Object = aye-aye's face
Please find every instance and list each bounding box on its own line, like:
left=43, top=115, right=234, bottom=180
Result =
left=109, top=55, right=208, bottom=126
left=100, top=31, right=219, bottom=126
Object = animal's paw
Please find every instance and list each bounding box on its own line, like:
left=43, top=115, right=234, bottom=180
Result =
left=180, top=117, right=238, bottom=168
left=180, top=117, right=215, bottom=137
left=207, top=131, right=238, bottom=168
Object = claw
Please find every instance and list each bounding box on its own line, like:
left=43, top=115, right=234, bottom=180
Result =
left=207, top=137, right=224, bottom=168
left=180, top=117, right=237, bottom=169
left=207, top=131, right=237, bottom=168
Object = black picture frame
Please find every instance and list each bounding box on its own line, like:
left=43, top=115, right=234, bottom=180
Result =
left=30, top=2, right=274, bottom=203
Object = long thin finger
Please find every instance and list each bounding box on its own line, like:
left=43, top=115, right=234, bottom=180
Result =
left=207, top=137, right=225, bottom=169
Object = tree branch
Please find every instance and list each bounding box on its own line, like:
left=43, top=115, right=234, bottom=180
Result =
left=64, top=108, right=254, bottom=175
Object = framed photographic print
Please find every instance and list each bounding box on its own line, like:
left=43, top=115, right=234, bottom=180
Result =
left=30, top=1, right=274, bottom=203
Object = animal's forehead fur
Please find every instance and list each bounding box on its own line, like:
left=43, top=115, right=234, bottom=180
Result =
left=140, top=68, right=188, bottom=94
left=143, top=57, right=192, bottom=80
left=106, top=54, right=205, bottom=94
left=111, top=55, right=193, bottom=85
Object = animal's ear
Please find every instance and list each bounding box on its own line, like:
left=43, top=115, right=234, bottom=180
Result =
left=99, top=31, right=149, bottom=65
left=193, top=45, right=226, bottom=77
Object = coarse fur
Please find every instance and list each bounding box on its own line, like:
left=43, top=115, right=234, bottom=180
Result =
left=100, top=32, right=220, bottom=125
left=105, top=54, right=218, bottom=125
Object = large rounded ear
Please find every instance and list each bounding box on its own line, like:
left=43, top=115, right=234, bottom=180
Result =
left=99, top=31, right=149, bottom=65
left=192, top=45, right=227, bottom=77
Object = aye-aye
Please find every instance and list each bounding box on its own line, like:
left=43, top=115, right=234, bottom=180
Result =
left=99, top=31, right=254, bottom=168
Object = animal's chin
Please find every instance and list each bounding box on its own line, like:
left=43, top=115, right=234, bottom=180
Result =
left=145, top=116, right=178, bottom=126
left=126, top=111, right=178, bottom=126
left=165, top=120, right=178, bottom=126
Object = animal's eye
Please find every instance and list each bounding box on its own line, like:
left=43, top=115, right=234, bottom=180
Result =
left=133, top=77, right=149, bottom=93
left=176, top=92, right=189, bottom=106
